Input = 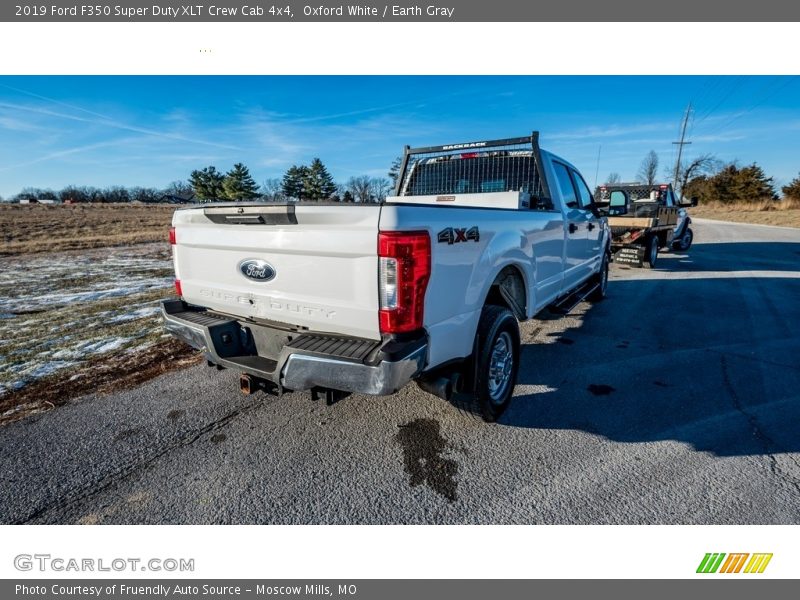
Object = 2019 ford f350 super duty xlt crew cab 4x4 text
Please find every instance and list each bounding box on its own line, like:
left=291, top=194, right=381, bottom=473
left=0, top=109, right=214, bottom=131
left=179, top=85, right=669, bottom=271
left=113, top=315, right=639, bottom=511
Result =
left=161, top=133, right=610, bottom=421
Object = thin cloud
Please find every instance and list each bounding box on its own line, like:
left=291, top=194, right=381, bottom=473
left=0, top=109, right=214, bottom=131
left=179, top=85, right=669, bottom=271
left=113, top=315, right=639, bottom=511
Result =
left=0, top=115, right=42, bottom=132
left=0, top=82, right=116, bottom=121
left=548, top=122, right=676, bottom=141
left=0, top=138, right=136, bottom=171
left=0, top=101, right=240, bottom=151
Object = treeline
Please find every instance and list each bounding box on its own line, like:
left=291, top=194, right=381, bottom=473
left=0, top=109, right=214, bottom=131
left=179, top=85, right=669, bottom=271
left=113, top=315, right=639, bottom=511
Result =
left=1, top=157, right=397, bottom=204
left=2, top=181, right=194, bottom=204
left=190, top=158, right=394, bottom=203
left=607, top=150, right=800, bottom=203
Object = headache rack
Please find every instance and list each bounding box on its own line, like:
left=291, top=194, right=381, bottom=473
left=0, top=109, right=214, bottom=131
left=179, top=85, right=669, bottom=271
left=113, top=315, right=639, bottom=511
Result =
left=394, top=132, right=553, bottom=209
left=595, top=184, right=673, bottom=218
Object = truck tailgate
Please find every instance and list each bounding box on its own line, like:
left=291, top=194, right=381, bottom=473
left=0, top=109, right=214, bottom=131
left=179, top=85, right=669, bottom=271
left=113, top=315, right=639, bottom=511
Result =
left=172, top=204, right=381, bottom=341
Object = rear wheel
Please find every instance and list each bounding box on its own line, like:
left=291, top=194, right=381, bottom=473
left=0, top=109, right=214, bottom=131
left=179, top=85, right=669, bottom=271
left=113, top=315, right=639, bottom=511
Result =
left=469, top=305, right=520, bottom=422
left=643, top=234, right=659, bottom=269
left=588, top=250, right=609, bottom=302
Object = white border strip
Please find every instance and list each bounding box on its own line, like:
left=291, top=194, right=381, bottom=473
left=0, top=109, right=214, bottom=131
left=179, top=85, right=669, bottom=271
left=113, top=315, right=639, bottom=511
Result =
left=0, top=525, right=795, bottom=579
left=0, top=23, right=799, bottom=75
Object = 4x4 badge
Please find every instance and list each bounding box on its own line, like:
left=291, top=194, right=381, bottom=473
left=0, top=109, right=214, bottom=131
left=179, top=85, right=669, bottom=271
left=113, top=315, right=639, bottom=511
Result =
left=438, top=226, right=480, bottom=245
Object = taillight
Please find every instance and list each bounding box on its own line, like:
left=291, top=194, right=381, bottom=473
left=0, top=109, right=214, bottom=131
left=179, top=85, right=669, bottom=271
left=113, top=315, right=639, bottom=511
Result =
left=169, top=226, right=176, bottom=245
left=174, top=280, right=183, bottom=297
left=378, top=231, right=430, bottom=334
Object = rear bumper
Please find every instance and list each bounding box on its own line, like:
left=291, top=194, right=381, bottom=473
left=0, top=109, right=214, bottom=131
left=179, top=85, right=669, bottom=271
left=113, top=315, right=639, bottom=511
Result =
left=160, top=300, right=427, bottom=396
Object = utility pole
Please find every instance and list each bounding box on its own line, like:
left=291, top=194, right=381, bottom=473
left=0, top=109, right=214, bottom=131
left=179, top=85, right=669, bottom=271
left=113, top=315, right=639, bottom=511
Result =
left=594, top=145, right=602, bottom=187
left=672, top=102, right=692, bottom=192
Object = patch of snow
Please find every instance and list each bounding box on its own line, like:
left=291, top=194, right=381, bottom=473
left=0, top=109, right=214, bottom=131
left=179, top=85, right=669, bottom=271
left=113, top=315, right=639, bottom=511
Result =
left=106, top=306, right=160, bottom=323
left=82, top=337, right=130, bottom=355
left=125, top=341, right=156, bottom=354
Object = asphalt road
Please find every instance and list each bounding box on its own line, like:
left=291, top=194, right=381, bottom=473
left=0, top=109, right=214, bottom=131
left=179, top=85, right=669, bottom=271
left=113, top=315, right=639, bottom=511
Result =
left=2, top=218, right=800, bottom=524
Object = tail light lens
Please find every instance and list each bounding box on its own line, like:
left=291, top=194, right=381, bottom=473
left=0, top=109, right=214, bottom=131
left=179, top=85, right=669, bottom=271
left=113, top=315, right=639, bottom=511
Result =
left=170, top=228, right=180, bottom=296
left=378, top=231, right=430, bottom=334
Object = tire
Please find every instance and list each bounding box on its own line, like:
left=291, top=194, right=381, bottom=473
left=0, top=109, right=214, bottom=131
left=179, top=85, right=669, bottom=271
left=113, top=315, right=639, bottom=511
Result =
left=588, top=250, right=609, bottom=302
left=466, top=305, right=520, bottom=422
left=642, top=234, right=658, bottom=269
left=675, top=227, right=693, bottom=251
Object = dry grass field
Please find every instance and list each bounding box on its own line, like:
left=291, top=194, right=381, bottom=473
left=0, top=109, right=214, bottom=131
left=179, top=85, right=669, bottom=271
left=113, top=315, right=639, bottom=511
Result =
left=691, top=198, right=800, bottom=228
left=0, top=203, right=200, bottom=424
left=0, top=203, right=176, bottom=255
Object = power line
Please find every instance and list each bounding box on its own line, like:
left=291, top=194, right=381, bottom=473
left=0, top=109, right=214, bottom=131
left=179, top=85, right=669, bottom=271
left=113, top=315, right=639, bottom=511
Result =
left=694, top=76, right=747, bottom=124
left=593, top=145, right=601, bottom=188
left=702, top=76, right=798, bottom=137
left=692, top=76, right=725, bottom=111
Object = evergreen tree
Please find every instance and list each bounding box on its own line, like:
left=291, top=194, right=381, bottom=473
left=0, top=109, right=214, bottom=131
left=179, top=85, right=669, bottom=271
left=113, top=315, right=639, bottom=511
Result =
left=342, top=190, right=354, bottom=203
left=782, top=173, right=800, bottom=200
left=303, top=158, right=337, bottom=200
left=388, top=156, right=402, bottom=186
left=223, top=163, right=259, bottom=201
left=282, top=165, right=309, bottom=200
left=190, top=166, right=225, bottom=201
left=684, top=162, right=777, bottom=204
left=730, top=163, right=776, bottom=201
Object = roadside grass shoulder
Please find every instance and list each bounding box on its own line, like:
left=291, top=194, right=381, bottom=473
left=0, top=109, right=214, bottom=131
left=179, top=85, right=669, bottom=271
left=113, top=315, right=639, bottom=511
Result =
left=690, top=199, right=800, bottom=228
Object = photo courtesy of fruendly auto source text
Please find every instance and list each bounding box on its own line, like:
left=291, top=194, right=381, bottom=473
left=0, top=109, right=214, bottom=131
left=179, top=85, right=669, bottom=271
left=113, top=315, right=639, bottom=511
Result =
left=0, top=0, right=799, bottom=594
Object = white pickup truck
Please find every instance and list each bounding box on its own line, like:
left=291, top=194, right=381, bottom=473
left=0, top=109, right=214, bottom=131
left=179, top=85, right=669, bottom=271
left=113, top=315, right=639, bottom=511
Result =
left=161, top=133, right=610, bottom=421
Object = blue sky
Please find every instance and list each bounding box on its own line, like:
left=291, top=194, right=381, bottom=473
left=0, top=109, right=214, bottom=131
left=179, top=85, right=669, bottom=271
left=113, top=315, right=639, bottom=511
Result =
left=0, top=75, right=798, bottom=197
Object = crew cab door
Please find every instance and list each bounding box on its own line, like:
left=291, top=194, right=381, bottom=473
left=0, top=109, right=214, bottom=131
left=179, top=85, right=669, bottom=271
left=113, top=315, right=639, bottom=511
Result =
left=551, top=161, right=592, bottom=291
left=571, top=170, right=604, bottom=263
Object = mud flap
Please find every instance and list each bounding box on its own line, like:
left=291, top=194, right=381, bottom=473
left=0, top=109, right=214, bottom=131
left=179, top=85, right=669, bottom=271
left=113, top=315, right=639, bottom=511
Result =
left=612, top=245, right=644, bottom=267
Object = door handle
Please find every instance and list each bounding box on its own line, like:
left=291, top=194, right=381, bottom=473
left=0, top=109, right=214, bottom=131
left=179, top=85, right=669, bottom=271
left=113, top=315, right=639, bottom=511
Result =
left=568, top=223, right=578, bottom=234
left=587, top=223, right=595, bottom=231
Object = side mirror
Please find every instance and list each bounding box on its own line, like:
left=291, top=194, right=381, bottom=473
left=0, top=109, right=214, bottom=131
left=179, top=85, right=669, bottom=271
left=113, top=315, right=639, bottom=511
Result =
left=587, top=200, right=609, bottom=216
left=679, top=197, right=699, bottom=208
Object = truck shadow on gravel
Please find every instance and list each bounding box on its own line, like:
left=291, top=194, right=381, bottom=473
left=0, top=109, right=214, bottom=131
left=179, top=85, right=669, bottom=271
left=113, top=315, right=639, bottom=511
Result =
left=499, top=269, right=800, bottom=460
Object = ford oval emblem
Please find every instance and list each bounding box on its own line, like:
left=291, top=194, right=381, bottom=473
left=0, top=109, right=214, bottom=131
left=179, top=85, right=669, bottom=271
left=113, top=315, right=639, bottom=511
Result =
left=238, top=259, right=275, bottom=282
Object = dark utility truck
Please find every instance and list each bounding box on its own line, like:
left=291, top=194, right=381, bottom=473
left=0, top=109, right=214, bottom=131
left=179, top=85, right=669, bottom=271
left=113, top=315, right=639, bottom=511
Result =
left=594, top=183, right=696, bottom=268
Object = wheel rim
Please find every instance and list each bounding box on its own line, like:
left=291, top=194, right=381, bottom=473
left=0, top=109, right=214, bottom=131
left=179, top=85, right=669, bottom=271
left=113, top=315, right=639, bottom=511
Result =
left=488, top=331, right=514, bottom=404
left=681, top=230, right=692, bottom=250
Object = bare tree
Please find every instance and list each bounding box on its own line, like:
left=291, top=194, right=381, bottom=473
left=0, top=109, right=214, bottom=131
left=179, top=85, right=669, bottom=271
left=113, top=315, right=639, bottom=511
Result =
left=371, top=177, right=393, bottom=202
left=260, top=178, right=286, bottom=202
left=165, top=180, right=194, bottom=199
left=606, top=172, right=621, bottom=184
left=637, top=150, right=659, bottom=185
left=333, top=183, right=349, bottom=201
left=676, top=154, right=719, bottom=197
left=129, top=187, right=160, bottom=203
left=347, top=176, right=373, bottom=203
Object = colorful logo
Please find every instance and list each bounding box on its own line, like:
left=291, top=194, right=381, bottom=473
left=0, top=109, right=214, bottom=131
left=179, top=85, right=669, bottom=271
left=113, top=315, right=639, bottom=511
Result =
left=697, top=553, right=773, bottom=574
